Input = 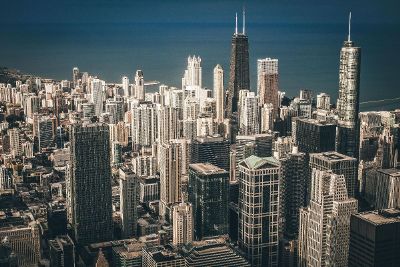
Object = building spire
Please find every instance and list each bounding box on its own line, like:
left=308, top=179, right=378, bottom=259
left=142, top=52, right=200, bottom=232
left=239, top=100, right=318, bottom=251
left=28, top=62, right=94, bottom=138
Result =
left=348, top=11, right=351, bottom=42
left=242, top=6, right=246, bottom=35
left=235, top=12, right=238, bottom=35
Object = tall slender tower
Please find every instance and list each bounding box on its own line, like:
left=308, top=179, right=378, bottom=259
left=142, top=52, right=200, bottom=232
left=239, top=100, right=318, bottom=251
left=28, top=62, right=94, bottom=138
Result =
left=336, top=12, right=361, bottom=158
left=134, top=70, right=145, bottom=100
left=214, top=64, right=224, bottom=123
left=226, top=10, right=250, bottom=120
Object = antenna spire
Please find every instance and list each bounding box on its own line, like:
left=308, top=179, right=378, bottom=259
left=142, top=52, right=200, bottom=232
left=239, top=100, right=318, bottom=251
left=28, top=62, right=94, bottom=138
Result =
left=348, top=11, right=351, bottom=42
left=243, top=6, right=246, bottom=34
left=235, top=13, right=238, bottom=35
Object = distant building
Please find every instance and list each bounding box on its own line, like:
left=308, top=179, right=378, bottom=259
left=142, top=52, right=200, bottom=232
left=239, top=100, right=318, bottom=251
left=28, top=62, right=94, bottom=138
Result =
left=119, top=166, right=139, bottom=238
left=292, top=117, right=336, bottom=154
left=142, top=245, right=185, bottom=267
left=258, top=58, right=279, bottom=117
left=213, top=64, right=224, bottom=123
left=375, top=168, right=400, bottom=209
left=172, top=202, right=193, bottom=246
left=348, top=209, right=400, bottom=266
left=181, top=237, right=250, bottom=267
left=49, top=235, right=75, bottom=267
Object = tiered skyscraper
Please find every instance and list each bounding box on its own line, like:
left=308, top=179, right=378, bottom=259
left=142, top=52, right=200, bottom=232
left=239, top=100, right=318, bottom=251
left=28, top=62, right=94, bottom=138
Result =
left=298, top=169, right=358, bottom=267
left=336, top=13, right=361, bottom=158
left=226, top=10, right=250, bottom=140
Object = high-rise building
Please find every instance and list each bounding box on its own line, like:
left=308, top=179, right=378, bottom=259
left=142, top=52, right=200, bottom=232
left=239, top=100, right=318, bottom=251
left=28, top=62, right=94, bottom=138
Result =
left=131, top=103, right=158, bottom=148
left=119, top=166, right=139, bottom=238
left=257, top=58, right=279, bottom=117
left=67, top=123, right=113, bottom=245
left=226, top=10, right=250, bottom=121
left=374, top=168, right=400, bottom=209
left=348, top=208, right=400, bottom=267
left=159, top=140, right=189, bottom=216
left=214, top=64, right=224, bottom=123
left=238, top=155, right=280, bottom=267
left=336, top=13, right=361, bottom=158
left=183, top=56, right=202, bottom=89
left=172, top=202, right=194, bottom=246
left=309, top=151, right=358, bottom=198
left=298, top=169, right=358, bottom=267
left=73, top=67, right=80, bottom=88
left=134, top=70, right=145, bottom=100
left=91, top=78, right=105, bottom=117
left=279, top=146, right=307, bottom=238
left=8, top=128, right=21, bottom=157
left=181, top=237, right=250, bottom=267
left=292, top=118, right=336, bottom=154
left=0, top=216, right=41, bottom=267
left=122, top=76, right=129, bottom=97
left=188, top=163, right=229, bottom=239
left=239, top=91, right=260, bottom=135
left=49, top=235, right=75, bottom=267
left=36, top=115, right=54, bottom=150
left=105, top=98, right=124, bottom=124
left=316, top=93, right=331, bottom=110
left=190, top=136, right=230, bottom=171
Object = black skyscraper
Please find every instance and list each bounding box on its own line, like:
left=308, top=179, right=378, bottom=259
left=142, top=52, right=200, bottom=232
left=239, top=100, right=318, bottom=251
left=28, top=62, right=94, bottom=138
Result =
left=226, top=10, right=250, bottom=138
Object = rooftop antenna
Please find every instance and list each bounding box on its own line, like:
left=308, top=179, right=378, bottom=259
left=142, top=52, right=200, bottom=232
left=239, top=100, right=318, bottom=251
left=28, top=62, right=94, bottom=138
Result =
left=235, top=12, right=238, bottom=35
left=243, top=6, right=246, bottom=34
left=348, top=11, right=351, bottom=42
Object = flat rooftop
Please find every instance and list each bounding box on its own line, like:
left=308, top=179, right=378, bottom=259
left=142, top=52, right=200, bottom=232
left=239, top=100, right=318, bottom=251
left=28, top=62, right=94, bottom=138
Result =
left=189, top=163, right=228, bottom=174
left=311, top=151, right=356, bottom=161
left=356, top=209, right=400, bottom=225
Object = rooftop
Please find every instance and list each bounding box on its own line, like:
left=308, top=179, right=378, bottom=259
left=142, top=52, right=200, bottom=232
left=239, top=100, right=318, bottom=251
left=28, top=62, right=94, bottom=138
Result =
left=311, top=151, right=356, bottom=162
left=240, top=155, right=280, bottom=170
left=189, top=163, right=228, bottom=175
left=355, top=209, right=400, bottom=225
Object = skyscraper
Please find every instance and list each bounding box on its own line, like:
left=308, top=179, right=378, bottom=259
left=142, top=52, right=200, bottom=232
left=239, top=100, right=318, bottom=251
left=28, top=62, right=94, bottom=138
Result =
left=238, top=155, right=280, bottom=267
left=91, top=78, right=105, bottom=117
left=183, top=56, right=202, bottom=89
left=134, top=70, right=145, bottom=100
left=119, top=165, right=138, bottom=238
left=348, top=208, right=400, bottom=267
left=279, top=146, right=307, bottom=238
left=68, top=123, right=113, bottom=245
left=122, top=76, right=129, bottom=97
left=226, top=10, right=250, bottom=119
left=298, top=169, right=358, bottom=267
left=190, top=136, right=230, bottom=172
left=239, top=91, right=260, bottom=135
left=336, top=13, right=361, bottom=158
left=214, top=64, right=224, bottom=123
left=309, top=151, right=358, bottom=198
left=257, top=58, right=279, bottom=117
left=188, top=163, right=229, bottom=239
left=172, top=201, right=194, bottom=246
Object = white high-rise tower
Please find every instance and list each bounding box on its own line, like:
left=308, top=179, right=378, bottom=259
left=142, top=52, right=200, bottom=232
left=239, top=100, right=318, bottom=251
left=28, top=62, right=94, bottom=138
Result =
left=134, top=70, right=144, bottom=100
left=122, top=76, right=129, bottom=97
left=182, top=55, right=202, bottom=89
left=213, top=64, right=224, bottom=123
